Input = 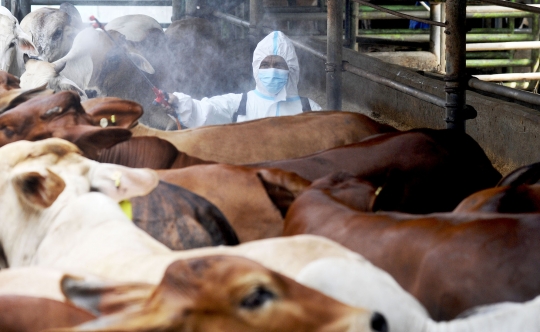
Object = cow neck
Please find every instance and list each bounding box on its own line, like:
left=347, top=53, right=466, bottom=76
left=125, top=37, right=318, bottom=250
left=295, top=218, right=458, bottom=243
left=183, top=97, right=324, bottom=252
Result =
left=0, top=191, right=68, bottom=268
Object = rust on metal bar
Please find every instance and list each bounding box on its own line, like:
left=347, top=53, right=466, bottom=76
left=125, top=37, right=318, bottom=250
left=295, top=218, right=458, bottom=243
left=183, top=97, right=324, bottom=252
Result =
left=351, top=0, right=446, bottom=27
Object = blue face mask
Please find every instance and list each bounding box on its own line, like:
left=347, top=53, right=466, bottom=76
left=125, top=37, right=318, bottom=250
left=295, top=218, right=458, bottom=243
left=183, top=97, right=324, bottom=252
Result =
left=258, top=68, right=289, bottom=95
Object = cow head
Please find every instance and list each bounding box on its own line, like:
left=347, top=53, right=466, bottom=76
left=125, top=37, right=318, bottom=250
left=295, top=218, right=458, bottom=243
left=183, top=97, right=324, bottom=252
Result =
left=0, top=83, right=54, bottom=114
left=0, top=7, right=38, bottom=77
left=0, top=138, right=159, bottom=267
left=0, top=91, right=133, bottom=158
left=58, top=256, right=381, bottom=332
left=20, top=56, right=87, bottom=99
left=19, top=4, right=83, bottom=62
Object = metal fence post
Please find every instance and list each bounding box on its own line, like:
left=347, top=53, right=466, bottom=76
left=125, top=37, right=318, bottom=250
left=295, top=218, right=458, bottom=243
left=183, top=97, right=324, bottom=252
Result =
left=18, top=0, right=31, bottom=20
left=171, top=0, right=184, bottom=21
left=249, top=0, right=264, bottom=53
left=327, top=0, right=343, bottom=110
left=445, top=0, right=467, bottom=131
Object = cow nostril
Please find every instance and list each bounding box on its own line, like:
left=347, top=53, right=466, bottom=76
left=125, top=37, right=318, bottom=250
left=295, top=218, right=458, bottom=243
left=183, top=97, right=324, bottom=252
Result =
left=370, top=312, right=388, bottom=332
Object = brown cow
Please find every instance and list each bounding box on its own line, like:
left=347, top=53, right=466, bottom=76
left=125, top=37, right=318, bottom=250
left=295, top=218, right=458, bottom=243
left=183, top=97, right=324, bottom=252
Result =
left=129, top=180, right=239, bottom=249
left=283, top=172, right=540, bottom=321
left=0, top=91, right=132, bottom=158
left=59, top=255, right=384, bottom=332
left=453, top=184, right=540, bottom=213
left=497, top=161, right=540, bottom=187
left=131, top=111, right=397, bottom=164
left=252, top=128, right=502, bottom=214
left=0, top=296, right=95, bottom=332
left=96, top=136, right=214, bottom=169
left=158, top=165, right=311, bottom=242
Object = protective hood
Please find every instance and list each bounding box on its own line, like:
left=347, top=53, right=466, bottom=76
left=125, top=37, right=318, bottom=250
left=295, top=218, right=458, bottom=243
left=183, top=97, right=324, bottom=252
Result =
left=252, top=31, right=300, bottom=101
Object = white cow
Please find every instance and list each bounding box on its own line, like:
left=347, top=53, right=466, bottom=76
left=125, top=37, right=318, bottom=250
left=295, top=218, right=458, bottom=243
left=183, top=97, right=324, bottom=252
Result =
left=20, top=3, right=84, bottom=62
left=0, top=6, right=37, bottom=77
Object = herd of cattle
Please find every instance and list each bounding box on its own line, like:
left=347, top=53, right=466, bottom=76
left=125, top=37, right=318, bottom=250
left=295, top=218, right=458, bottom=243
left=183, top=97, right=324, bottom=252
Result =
left=0, top=3, right=539, bottom=332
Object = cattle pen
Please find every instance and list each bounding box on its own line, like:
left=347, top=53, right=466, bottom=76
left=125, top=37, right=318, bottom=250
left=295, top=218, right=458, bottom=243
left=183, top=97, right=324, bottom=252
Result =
left=5, top=0, right=540, bottom=173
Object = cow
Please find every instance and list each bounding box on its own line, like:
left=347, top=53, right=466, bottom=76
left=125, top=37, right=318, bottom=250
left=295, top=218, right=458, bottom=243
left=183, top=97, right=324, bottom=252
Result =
left=0, top=69, right=21, bottom=92
left=0, top=90, right=133, bottom=158
left=298, top=257, right=540, bottom=332
left=20, top=3, right=84, bottom=62
left=0, top=80, right=54, bottom=113
left=158, top=165, right=311, bottom=242
left=0, top=296, right=95, bottom=332
left=0, top=6, right=37, bottom=77
left=21, top=56, right=87, bottom=99
left=453, top=184, right=540, bottom=213
left=283, top=171, right=540, bottom=320
left=19, top=26, right=161, bottom=109
left=251, top=128, right=502, bottom=214
left=129, top=180, right=240, bottom=249
left=58, top=256, right=382, bottom=332
left=497, top=161, right=540, bottom=187
left=131, top=111, right=398, bottom=164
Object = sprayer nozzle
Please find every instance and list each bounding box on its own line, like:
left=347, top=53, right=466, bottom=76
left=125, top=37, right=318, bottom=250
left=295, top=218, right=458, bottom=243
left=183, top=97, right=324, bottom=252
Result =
left=89, top=15, right=95, bottom=21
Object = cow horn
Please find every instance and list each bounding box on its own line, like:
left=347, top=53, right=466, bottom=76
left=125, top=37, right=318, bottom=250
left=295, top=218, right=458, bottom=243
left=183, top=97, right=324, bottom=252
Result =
left=40, top=106, right=64, bottom=120
left=54, top=60, right=67, bottom=74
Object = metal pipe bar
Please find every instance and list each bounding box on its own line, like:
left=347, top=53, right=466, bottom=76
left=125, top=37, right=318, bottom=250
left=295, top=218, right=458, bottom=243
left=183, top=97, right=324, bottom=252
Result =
left=478, top=0, right=540, bottom=14
left=466, top=51, right=511, bottom=58
left=249, top=0, right=264, bottom=53
left=342, top=62, right=446, bottom=108
left=473, top=72, right=540, bottom=81
left=358, top=29, right=430, bottom=34
left=445, top=0, right=468, bottom=131
left=467, top=41, right=540, bottom=51
left=265, top=6, right=324, bottom=13
left=30, top=0, right=172, bottom=4
left=469, top=78, right=540, bottom=104
left=356, top=33, right=535, bottom=42
left=264, top=12, right=328, bottom=21
left=327, top=0, right=344, bottom=110
left=359, top=5, right=425, bottom=12
left=466, top=4, right=540, bottom=12
left=213, top=11, right=250, bottom=28
left=357, top=10, right=534, bottom=20
left=352, top=0, right=445, bottom=26
left=466, top=58, right=532, bottom=67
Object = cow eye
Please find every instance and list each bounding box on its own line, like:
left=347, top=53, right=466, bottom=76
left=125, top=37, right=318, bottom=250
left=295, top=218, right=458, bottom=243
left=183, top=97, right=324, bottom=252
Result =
left=2, top=127, right=14, bottom=139
left=240, top=287, right=276, bottom=310
left=8, top=41, right=15, bottom=48
left=52, top=29, right=62, bottom=40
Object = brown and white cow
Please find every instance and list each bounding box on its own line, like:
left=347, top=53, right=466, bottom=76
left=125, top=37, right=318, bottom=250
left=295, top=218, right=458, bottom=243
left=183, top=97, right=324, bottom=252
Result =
left=0, top=139, right=386, bottom=332
left=283, top=172, right=540, bottom=320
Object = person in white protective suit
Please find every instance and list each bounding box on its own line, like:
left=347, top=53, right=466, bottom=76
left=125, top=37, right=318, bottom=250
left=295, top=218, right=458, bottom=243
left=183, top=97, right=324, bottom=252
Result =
left=168, top=30, right=322, bottom=128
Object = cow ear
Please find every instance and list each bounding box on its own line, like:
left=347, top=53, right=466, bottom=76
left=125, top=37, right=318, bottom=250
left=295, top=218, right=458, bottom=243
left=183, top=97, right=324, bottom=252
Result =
left=89, top=163, right=159, bottom=202
left=16, top=30, right=38, bottom=56
left=54, top=76, right=87, bottom=99
left=0, top=85, right=54, bottom=114
left=82, top=97, right=143, bottom=129
left=497, top=162, right=540, bottom=187
left=127, top=52, right=155, bottom=74
left=61, top=275, right=155, bottom=317
left=13, top=170, right=66, bottom=209
left=256, top=168, right=311, bottom=218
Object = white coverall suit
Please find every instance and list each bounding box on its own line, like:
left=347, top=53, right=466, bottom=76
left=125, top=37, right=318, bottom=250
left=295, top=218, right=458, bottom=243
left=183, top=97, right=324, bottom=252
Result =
left=172, top=31, right=322, bottom=128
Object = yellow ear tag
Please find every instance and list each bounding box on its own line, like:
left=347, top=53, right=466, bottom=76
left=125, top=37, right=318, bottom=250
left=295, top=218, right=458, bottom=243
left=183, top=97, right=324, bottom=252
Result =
left=111, top=114, right=116, bottom=124
left=119, top=200, right=133, bottom=221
